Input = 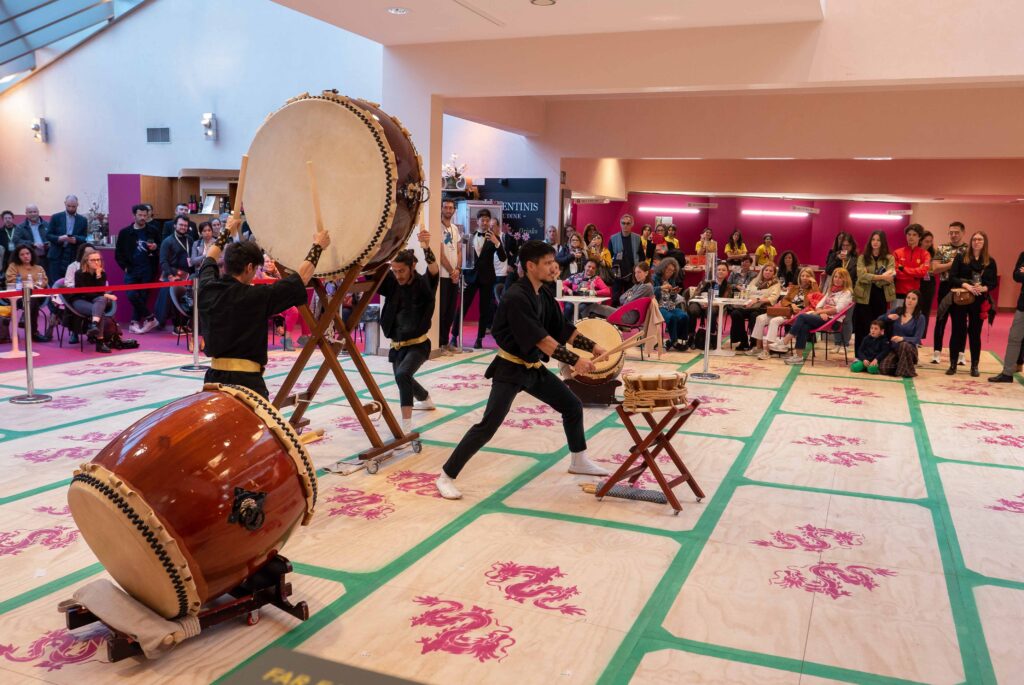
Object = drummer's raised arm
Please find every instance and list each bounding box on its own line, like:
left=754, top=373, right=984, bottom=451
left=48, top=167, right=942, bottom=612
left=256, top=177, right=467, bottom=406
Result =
left=205, top=215, right=242, bottom=263
left=296, top=227, right=332, bottom=285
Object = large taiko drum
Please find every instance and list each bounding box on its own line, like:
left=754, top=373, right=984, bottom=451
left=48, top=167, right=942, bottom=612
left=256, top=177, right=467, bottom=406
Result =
left=67, top=384, right=318, bottom=619
left=559, top=318, right=625, bottom=385
left=243, top=90, right=428, bottom=277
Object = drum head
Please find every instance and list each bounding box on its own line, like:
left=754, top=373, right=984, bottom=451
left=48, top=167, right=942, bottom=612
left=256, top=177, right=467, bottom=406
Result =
left=245, top=94, right=398, bottom=277
left=572, top=318, right=623, bottom=373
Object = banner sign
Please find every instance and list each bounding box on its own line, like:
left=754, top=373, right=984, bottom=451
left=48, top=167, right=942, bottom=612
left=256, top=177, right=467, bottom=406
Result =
left=478, top=178, right=546, bottom=240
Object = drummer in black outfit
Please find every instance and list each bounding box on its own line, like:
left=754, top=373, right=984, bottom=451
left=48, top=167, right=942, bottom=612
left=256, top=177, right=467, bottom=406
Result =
left=198, top=216, right=331, bottom=398
left=435, top=240, right=611, bottom=500
left=380, top=229, right=440, bottom=437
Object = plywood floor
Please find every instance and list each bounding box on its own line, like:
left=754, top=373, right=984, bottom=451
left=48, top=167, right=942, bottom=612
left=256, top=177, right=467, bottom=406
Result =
left=0, top=344, right=1022, bottom=684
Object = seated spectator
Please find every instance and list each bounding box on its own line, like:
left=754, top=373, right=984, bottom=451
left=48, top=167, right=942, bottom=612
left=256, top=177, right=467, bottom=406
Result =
left=588, top=262, right=654, bottom=324
left=729, top=262, right=781, bottom=351
left=64, top=243, right=97, bottom=345
left=750, top=266, right=820, bottom=359
left=562, top=258, right=611, bottom=319
left=685, top=262, right=733, bottom=346
left=879, top=289, right=926, bottom=377
left=70, top=251, right=119, bottom=353
left=5, top=243, right=51, bottom=342
left=728, top=255, right=757, bottom=291
left=778, top=250, right=800, bottom=287
left=850, top=319, right=890, bottom=374
left=778, top=267, right=854, bottom=365
left=652, top=257, right=689, bottom=350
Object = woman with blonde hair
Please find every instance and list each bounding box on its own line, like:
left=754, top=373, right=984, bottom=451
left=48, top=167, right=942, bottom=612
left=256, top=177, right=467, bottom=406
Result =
left=729, top=262, right=782, bottom=351
left=779, top=267, right=854, bottom=364
left=751, top=266, right=819, bottom=359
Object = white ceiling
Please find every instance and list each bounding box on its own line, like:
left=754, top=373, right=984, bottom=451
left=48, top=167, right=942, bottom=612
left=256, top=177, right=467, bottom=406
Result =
left=272, top=0, right=825, bottom=46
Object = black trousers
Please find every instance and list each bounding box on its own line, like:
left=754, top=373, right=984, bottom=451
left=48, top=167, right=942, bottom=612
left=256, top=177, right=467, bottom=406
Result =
left=918, top=277, right=936, bottom=338
left=442, top=370, right=586, bottom=479
left=933, top=281, right=954, bottom=352
left=949, top=302, right=983, bottom=367
left=391, top=343, right=430, bottom=407
left=729, top=307, right=762, bottom=347
left=204, top=368, right=269, bottom=399
left=439, top=277, right=459, bottom=346
left=463, top=280, right=496, bottom=342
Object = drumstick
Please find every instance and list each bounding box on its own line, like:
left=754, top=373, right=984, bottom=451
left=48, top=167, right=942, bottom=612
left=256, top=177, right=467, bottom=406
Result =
left=231, top=154, right=248, bottom=221
left=298, top=428, right=325, bottom=445
left=306, top=160, right=324, bottom=232
left=590, top=334, right=657, bottom=364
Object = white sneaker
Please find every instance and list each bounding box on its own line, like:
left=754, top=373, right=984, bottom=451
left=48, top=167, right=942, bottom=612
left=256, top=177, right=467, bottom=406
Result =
left=414, top=396, right=436, bottom=411
left=769, top=342, right=790, bottom=353
left=139, top=317, right=159, bottom=334
left=128, top=321, right=143, bottom=334
left=784, top=354, right=804, bottom=365
left=745, top=347, right=761, bottom=356
left=757, top=350, right=771, bottom=361
left=400, top=419, right=414, bottom=436
left=958, top=353, right=966, bottom=366
left=931, top=351, right=941, bottom=364
left=568, top=452, right=610, bottom=476
left=435, top=473, right=462, bottom=500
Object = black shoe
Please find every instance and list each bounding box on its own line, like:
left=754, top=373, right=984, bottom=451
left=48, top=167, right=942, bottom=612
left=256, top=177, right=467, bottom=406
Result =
left=32, top=333, right=51, bottom=343
left=473, top=339, right=484, bottom=349
left=69, top=332, right=79, bottom=344
left=945, top=366, right=956, bottom=375
left=970, top=366, right=980, bottom=378
left=95, top=340, right=112, bottom=353
left=989, top=373, right=1013, bottom=383
left=675, top=340, right=689, bottom=351
left=735, top=343, right=750, bottom=352
left=86, top=324, right=99, bottom=342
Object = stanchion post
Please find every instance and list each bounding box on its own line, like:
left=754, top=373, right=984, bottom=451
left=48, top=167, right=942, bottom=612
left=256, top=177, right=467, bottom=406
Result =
left=180, top=278, right=208, bottom=372
left=10, top=279, right=53, bottom=404
left=690, top=253, right=720, bottom=380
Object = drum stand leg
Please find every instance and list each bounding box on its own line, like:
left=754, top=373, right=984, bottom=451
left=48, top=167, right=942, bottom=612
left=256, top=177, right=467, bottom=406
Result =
left=58, top=555, right=308, bottom=663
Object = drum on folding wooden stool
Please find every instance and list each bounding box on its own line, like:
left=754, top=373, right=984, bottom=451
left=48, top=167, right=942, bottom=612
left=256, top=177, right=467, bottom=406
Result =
left=67, top=384, right=318, bottom=619
left=559, top=317, right=625, bottom=385
left=622, top=372, right=688, bottom=413
left=243, top=90, right=428, bottom=277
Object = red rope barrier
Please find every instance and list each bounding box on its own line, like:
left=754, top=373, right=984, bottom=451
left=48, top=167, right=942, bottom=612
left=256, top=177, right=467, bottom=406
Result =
left=0, top=277, right=293, bottom=299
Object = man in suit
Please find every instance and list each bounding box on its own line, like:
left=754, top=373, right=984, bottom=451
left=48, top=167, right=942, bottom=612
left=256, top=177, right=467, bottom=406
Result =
left=461, top=208, right=507, bottom=349
left=46, top=195, right=88, bottom=284
left=14, top=204, right=50, bottom=273
left=499, top=221, right=520, bottom=288
left=161, top=203, right=199, bottom=242
left=606, top=213, right=641, bottom=306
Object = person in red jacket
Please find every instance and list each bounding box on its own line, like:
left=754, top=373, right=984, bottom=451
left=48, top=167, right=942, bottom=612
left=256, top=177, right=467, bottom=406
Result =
left=892, top=223, right=931, bottom=307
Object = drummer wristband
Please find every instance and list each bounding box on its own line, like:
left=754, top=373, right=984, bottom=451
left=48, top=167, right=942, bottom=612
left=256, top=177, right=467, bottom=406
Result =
left=305, top=244, right=324, bottom=267
left=552, top=344, right=580, bottom=365
left=214, top=231, right=231, bottom=248
left=422, top=247, right=436, bottom=265
left=572, top=334, right=596, bottom=352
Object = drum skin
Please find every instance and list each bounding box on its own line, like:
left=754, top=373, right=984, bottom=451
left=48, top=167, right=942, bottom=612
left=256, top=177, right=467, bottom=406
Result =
left=562, top=318, right=624, bottom=385
left=68, top=388, right=313, bottom=618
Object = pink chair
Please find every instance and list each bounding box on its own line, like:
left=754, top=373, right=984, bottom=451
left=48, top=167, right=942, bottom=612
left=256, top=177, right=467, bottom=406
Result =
left=808, top=302, right=854, bottom=366
left=606, top=297, right=660, bottom=359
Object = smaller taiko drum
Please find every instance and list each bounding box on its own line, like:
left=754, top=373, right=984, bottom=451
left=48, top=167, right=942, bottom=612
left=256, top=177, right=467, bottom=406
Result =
left=67, top=384, right=318, bottom=619
left=622, top=372, right=688, bottom=413
left=559, top=318, right=625, bottom=385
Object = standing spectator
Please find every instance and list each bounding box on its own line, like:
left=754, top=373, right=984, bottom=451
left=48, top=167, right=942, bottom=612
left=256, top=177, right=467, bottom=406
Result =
left=729, top=262, right=781, bottom=351
left=853, top=230, right=895, bottom=349
left=728, top=255, right=757, bottom=291
left=14, top=204, right=50, bottom=274
left=586, top=231, right=613, bottom=281
left=778, top=250, right=800, bottom=287
left=544, top=225, right=559, bottom=246
left=1, top=210, right=18, bottom=270
left=70, top=251, right=119, bottom=353
left=930, top=221, right=969, bottom=365
left=695, top=228, right=717, bottom=258
left=989, top=248, right=1024, bottom=383
left=892, top=224, right=931, bottom=307
left=499, top=221, right=520, bottom=287
left=780, top=268, right=854, bottom=365
left=664, top=225, right=680, bottom=251
left=46, top=195, right=88, bottom=285
left=5, top=243, right=50, bottom=342
left=461, top=209, right=506, bottom=349
left=114, top=204, right=160, bottom=334
left=918, top=231, right=937, bottom=339
left=607, top=214, right=641, bottom=306
left=725, top=230, right=748, bottom=263
left=754, top=233, right=777, bottom=266
left=825, top=232, right=858, bottom=279
left=582, top=224, right=601, bottom=249
left=155, top=216, right=194, bottom=330
left=652, top=257, right=689, bottom=350
left=438, top=199, right=463, bottom=352
left=161, top=203, right=198, bottom=242
left=638, top=224, right=656, bottom=264
left=946, top=231, right=997, bottom=377
left=880, top=290, right=926, bottom=377
left=558, top=233, right=587, bottom=278
left=192, top=221, right=216, bottom=265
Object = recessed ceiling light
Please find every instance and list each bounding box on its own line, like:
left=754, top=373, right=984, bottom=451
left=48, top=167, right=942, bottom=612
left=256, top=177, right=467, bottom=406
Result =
left=531, top=0, right=557, bottom=6
left=0, top=73, right=19, bottom=84
left=386, top=7, right=410, bottom=15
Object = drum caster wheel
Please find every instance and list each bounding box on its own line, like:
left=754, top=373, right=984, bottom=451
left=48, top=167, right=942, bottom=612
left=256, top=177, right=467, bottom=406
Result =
left=412, top=440, right=422, bottom=453
left=246, top=610, right=260, bottom=626
left=673, top=509, right=681, bottom=517
left=696, top=497, right=703, bottom=503
left=366, top=460, right=379, bottom=475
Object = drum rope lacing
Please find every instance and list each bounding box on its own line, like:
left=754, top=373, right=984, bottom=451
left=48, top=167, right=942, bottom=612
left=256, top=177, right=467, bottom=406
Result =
left=70, top=472, right=193, bottom=619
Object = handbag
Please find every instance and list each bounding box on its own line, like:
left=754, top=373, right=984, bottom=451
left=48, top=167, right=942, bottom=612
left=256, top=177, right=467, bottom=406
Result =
left=951, top=288, right=976, bottom=306
left=767, top=305, right=791, bottom=318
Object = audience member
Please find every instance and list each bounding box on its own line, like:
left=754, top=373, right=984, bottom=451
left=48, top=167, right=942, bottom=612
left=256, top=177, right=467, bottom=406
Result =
left=585, top=231, right=613, bottom=281
left=652, top=257, right=689, bottom=350
left=461, top=208, right=505, bottom=349
left=729, top=262, right=781, bottom=351
left=664, top=225, right=680, bottom=251
left=892, top=223, right=931, bottom=307
left=930, top=221, right=968, bottom=365
left=562, top=258, right=611, bottom=319
left=161, top=203, right=198, bottom=242
left=63, top=244, right=97, bottom=344
left=752, top=266, right=819, bottom=358
left=545, top=225, right=559, bottom=245
left=724, top=230, right=747, bottom=263
left=685, top=262, right=733, bottom=346
left=607, top=214, right=641, bottom=305
left=559, top=233, right=587, bottom=277
left=879, top=290, right=926, bottom=377
left=728, top=255, right=757, bottom=290
left=825, top=232, right=858, bottom=279
left=946, top=231, right=997, bottom=377
left=70, top=250, right=118, bottom=353
left=779, top=267, right=854, bottom=365
left=588, top=262, right=653, bottom=323
left=918, top=230, right=937, bottom=339
left=582, top=224, right=601, bottom=249
left=754, top=233, right=777, bottom=266
left=155, top=215, right=195, bottom=331
left=2, top=210, right=17, bottom=270
left=695, top=228, right=716, bottom=257
left=438, top=199, right=463, bottom=352
left=850, top=319, right=890, bottom=374
left=14, top=204, right=50, bottom=274
left=46, top=195, right=88, bottom=286
left=193, top=221, right=215, bottom=265
left=853, top=230, right=895, bottom=348
left=4, top=243, right=50, bottom=342
left=638, top=224, right=656, bottom=264
left=114, top=204, right=160, bottom=334
left=989, top=247, right=1024, bottom=383
left=778, top=250, right=800, bottom=287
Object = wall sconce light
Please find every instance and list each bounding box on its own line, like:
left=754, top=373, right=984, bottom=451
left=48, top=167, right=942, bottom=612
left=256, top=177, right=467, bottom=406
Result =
left=201, top=113, right=217, bottom=141
left=30, top=117, right=47, bottom=143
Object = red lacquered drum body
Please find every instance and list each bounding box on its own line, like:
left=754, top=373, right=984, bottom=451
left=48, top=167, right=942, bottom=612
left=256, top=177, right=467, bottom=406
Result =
left=67, top=384, right=317, bottom=619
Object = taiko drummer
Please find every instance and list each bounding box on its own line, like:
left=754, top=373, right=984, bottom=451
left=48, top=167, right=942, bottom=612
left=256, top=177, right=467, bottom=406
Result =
left=198, top=216, right=331, bottom=398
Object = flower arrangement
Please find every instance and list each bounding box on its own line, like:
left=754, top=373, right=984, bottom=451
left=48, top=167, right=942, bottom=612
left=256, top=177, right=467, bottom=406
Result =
left=441, top=153, right=468, bottom=189
left=85, top=197, right=109, bottom=241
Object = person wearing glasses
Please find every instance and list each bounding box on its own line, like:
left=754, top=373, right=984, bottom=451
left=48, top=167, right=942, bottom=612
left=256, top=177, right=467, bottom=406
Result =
left=69, top=251, right=118, bottom=352
left=607, top=214, right=641, bottom=306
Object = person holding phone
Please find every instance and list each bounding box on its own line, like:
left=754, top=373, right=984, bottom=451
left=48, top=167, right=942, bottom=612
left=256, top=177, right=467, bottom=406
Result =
left=114, top=203, right=161, bottom=334
left=461, top=208, right=507, bottom=349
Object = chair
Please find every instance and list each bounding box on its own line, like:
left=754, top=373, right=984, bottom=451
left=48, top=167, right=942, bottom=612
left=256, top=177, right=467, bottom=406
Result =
left=53, top=279, right=116, bottom=350
left=607, top=297, right=661, bottom=360
left=808, top=302, right=854, bottom=366
left=168, top=285, right=192, bottom=347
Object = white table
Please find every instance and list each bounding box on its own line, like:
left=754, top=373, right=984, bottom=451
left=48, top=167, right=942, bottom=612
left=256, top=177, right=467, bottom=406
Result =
left=1, top=290, right=46, bottom=359
left=698, top=296, right=747, bottom=357
left=556, top=295, right=610, bottom=324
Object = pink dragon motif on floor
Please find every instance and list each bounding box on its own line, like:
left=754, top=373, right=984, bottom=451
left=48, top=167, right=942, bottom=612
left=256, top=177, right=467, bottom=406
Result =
left=387, top=471, right=443, bottom=498
left=715, top=362, right=761, bottom=377
left=750, top=524, right=865, bottom=552
left=768, top=562, right=897, bottom=599
left=104, top=388, right=147, bottom=402
left=435, top=373, right=487, bottom=392
left=409, top=596, right=515, bottom=662
left=811, top=450, right=889, bottom=467
left=811, top=387, right=882, bottom=405
left=14, top=446, right=96, bottom=464
left=63, top=361, right=141, bottom=376
left=593, top=453, right=673, bottom=487
left=332, top=416, right=367, bottom=432
left=59, top=431, right=120, bottom=443
left=484, top=561, right=587, bottom=616
left=0, top=526, right=80, bottom=556
left=986, top=493, right=1024, bottom=514
left=33, top=506, right=72, bottom=517
left=502, top=404, right=561, bottom=429
left=981, top=434, right=1024, bottom=449
left=937, top=382, right=991, bottom=397
left=42, top=396, right=89, bottom=411
left=0, top=628, right=107, bottom=671
left=690, top=395, right=736, bottom=417
left=958, top=420, right=1015, bottom=432
left=793, top=434, right=864, bottom=447
left=325, top=487, right=396, bottom=520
